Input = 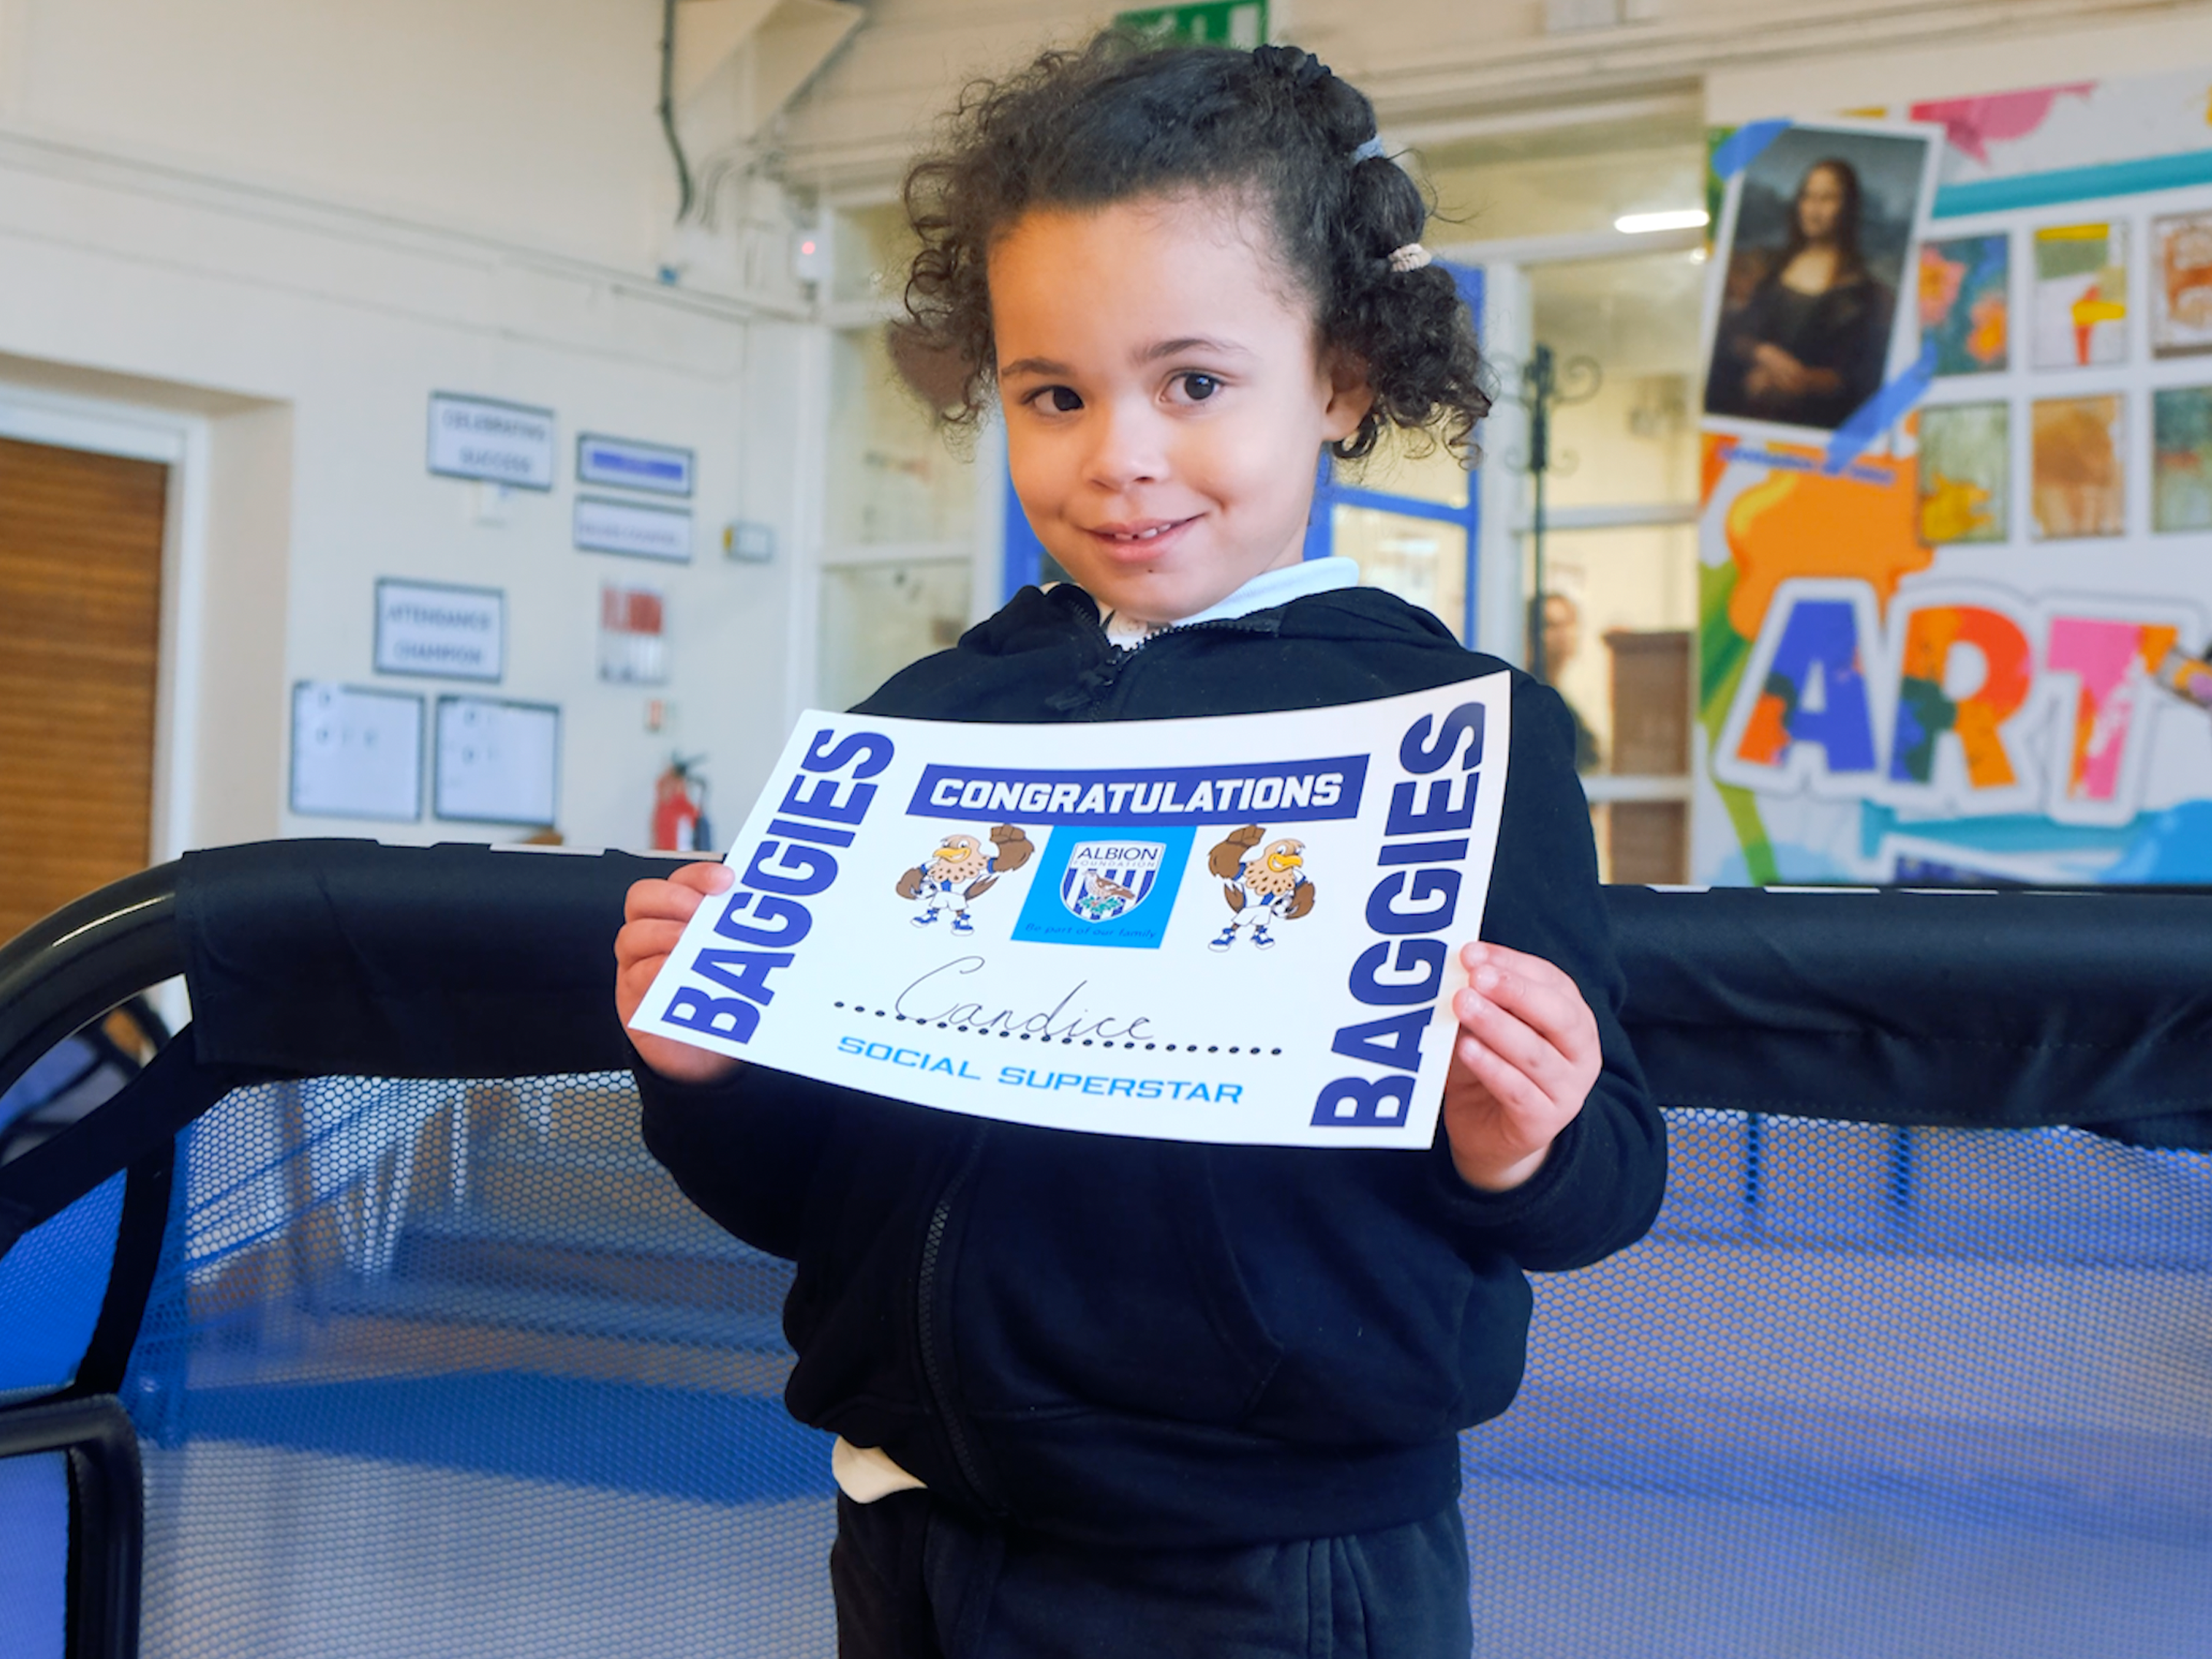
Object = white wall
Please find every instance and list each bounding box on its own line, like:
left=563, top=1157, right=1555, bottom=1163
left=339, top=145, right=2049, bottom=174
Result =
left=0, top=0, right=677, bottom=267
left=1705, top=5, right=2212, bottom=122
left=774, top=0, right=2212, bottom=194
left=0, top=0, right=810, bottom=857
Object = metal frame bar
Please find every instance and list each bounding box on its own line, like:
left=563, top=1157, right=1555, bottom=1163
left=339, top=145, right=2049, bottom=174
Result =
left=0, top=1395, right=143, bottom=1659
left=0, top=863, right=184, bottom=1106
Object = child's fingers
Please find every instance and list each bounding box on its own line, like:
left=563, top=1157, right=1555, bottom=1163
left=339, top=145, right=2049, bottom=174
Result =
left=1454, top=989, right=1578, bottom=1108
left=1460, top=943, right=1599, bottom=1065
left=624, top=864, right=733, bottom=926
left=1453, top=1025, right=1552, bottom=1120
left=671, top=859, right=735, bottom=893
left=616, top=955, right=666, bottom=1016
left=1462, top=942, right=1580, bottom=1003
left=615, top=917, right=692, bottom=969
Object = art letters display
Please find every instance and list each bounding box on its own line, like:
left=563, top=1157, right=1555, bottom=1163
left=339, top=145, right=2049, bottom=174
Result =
left=631, top=679, right=1511, bottom=1148
left=1696, top=69, right=2212, bottom=886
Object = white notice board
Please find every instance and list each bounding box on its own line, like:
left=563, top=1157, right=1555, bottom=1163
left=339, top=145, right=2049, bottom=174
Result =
left=290, top=683, right=423, bottom=820
left=435, top=696, right=560, bottom=825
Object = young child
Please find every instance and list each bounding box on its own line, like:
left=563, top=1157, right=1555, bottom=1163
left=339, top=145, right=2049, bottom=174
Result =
left=614, top=34, right=1664, bottom=1657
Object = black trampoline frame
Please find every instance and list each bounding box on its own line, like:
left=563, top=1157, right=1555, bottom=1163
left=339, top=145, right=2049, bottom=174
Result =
left=2, top=839, right=2211, bottom=1657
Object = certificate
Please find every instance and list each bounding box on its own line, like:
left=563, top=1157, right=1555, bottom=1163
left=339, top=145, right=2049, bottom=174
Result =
left=630, top=676, right=1511, bottom=1149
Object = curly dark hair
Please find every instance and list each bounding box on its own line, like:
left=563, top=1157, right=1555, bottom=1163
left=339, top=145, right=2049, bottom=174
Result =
left=900, top=32, right=1489, bottom=462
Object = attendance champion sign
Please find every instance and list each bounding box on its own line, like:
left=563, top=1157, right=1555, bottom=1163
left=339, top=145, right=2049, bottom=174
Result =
left=631, top=677, right=1511, bottom=1149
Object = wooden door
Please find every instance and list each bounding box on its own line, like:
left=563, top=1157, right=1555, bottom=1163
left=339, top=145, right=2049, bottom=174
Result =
left=0, top=435, right=168, bottom=945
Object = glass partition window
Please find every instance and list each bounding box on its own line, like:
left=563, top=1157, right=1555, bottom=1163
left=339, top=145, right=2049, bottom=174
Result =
left=826, top=326, right=978, bottom=548
left=816, top=201, right=989, bottom=709
left=1315, top=268, right=1484, bottom=641
left=1331, top=505, right=1468, bottom=641
left=1346, top=421, right=1471, bottom=510
left=1532, top=250, right=1707, bottom=512
left=1509, top=233, right=1706, bottom=883
left=1413, top=115, right=1704, bottom=244
left=817, top=560, right=972, bottom=714
left=828, top=201, right=918, bottom=309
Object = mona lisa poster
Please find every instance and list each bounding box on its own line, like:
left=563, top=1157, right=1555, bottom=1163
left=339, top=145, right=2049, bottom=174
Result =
left=1694, top=71, right=2212, bottom=889
left=1701, top=118, right=1943, bottom=444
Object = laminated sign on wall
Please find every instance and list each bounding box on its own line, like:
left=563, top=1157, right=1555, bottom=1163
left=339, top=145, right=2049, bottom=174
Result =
left=426, top=393, right=555, bottom=490
left=375, top=579, right=503, bottom=681
left=631, top=678, right=1509, bottom=1148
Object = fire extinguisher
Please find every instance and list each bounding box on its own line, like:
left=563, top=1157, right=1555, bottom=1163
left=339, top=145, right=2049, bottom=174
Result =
left=651, top=754, right=712, bottom=853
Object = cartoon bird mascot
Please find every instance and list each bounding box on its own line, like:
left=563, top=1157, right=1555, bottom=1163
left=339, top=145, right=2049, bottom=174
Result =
left=896, top=824, right=1035, bottom=935
left=1206, top=826, right=1314, bottom=952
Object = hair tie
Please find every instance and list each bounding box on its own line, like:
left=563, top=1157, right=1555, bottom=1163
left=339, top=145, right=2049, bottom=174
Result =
left=1351, top=136, right=1386, bottom=163
left=1251, top=43, right=1332, bottom=91
left=1387, top=242, right=1432, bottom=273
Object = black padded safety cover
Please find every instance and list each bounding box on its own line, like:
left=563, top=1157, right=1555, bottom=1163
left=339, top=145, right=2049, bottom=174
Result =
left=177, top=841, right=684, bottom=1081
left=1610, top=885, right=2212, bottom=1149
left=172, top=840, right=2212, bottom=1146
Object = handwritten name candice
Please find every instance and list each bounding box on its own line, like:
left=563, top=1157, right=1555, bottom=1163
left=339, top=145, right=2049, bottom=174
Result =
left=894, top=955, right=1156, bottom=1043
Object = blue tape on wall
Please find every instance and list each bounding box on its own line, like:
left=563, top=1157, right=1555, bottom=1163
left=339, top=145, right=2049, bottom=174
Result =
left=1712, top=120, right=1790, bottom=180
left=1825, top=340, right=1938, bottom=475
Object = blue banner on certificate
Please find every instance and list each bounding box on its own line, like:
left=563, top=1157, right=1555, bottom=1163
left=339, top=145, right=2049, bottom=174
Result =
left=630, top=676, right=1510, bottom=1148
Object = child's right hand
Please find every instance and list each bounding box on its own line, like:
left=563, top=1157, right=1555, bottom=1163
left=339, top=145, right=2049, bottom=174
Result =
left=615, top=862, right=741, bottom=1085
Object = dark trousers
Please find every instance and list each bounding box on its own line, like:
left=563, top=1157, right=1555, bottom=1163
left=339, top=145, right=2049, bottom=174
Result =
left=830, top=1490, right=1473, bottom=1659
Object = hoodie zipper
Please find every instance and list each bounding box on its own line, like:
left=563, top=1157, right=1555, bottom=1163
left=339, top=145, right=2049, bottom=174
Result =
left=916, top=1131, right=995, bottom=1512
left=1068, top=609, right=1281, bottom=720
left=909, top=597, right=1289, bottom=1509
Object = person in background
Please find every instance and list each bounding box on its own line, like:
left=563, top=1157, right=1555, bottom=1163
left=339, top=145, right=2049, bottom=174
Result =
left=1530, top=591, right=1601, bottom=773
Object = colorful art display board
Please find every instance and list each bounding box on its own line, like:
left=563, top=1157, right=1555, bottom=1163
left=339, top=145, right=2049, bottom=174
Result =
left=631, top=679, right=1510, bottom=1148
left=1696, top=69, right=2212, bottom=888
left=2032, top=223, right=2128, bottom=369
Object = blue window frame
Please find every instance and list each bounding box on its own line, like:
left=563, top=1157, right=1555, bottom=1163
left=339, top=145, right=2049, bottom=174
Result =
left=1002, top=263, right=1487, bottom=642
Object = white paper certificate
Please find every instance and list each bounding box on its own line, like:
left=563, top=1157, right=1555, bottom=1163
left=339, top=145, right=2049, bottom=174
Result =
left=631, top=675, right=1512, bottom=1149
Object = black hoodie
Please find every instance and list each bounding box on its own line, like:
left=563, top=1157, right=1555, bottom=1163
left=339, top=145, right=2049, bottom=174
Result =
left=635, top=581, right=1665, bottom=1549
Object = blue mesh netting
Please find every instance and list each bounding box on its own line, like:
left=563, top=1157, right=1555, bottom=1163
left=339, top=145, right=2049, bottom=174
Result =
left=0, top=1171, right=124, bottom=1399
left=121, top=1074, right=834, bottom=1657
left=0, top=1450, right=68, bottom=1659
left=3, top=1076, right=2207, bottom=1654
left=1463, top=1112, right=2212, bottom=1657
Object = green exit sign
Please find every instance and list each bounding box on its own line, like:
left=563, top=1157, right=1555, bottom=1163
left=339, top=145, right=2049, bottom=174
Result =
left=1114, top=0, right=1267, bottom=47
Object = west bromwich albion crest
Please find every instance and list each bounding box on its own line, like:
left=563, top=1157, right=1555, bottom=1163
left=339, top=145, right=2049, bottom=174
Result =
left=1058, top=839, right=1168, bottom=924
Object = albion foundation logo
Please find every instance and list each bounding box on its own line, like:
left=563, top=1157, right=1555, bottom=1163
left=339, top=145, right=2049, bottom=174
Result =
left=1058, top=839, right=1168, bottom=924
left=1012, top=825, right=1195, bottom=950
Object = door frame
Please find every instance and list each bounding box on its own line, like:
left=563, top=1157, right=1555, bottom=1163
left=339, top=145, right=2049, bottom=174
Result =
left=0, top=384, right=211, bottom=868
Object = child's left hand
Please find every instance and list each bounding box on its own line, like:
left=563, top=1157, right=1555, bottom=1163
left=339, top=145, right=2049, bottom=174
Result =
left=1441, top=942, right=1603, bottom=1193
